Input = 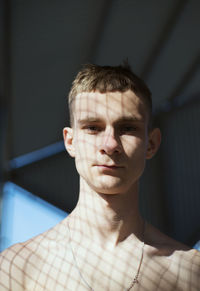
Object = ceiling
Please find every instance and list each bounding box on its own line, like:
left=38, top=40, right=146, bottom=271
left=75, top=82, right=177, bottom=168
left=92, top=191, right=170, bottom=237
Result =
left=3, top=0, right=199, bottom=158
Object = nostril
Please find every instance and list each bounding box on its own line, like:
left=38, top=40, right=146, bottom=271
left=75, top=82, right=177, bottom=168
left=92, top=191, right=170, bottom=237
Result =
left=98, top=130, right=121, bottom=155
left=100, top=140, right=121, bottom=155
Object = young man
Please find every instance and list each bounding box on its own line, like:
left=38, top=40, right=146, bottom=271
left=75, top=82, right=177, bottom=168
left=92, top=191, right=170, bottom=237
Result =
left=0, top=63, right=200, bottom=290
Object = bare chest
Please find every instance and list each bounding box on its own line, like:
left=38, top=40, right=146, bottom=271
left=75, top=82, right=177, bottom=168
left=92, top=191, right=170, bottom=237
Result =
left=23, top=243, right=187, bottom=291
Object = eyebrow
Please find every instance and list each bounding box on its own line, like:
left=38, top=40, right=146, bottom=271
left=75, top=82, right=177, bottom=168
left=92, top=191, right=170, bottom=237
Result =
left=115, top=117, right=145, bottom=123
left=77, top=117, right=103, bottom=125
left=77, top=116, right=145, bottom=125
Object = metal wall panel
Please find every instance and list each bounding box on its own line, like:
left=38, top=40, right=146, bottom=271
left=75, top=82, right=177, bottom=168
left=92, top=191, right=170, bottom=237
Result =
left=158, top=99, right=200, bottom=245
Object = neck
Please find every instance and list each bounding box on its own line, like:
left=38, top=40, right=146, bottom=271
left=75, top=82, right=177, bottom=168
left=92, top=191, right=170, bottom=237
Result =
left=68, top=178, right=144, bottom=248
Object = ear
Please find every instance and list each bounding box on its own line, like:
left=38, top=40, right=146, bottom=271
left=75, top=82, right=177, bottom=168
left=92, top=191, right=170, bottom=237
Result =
left=146, top=128, right=161, bottom=159
left=63, top=127, right=75, bottom=158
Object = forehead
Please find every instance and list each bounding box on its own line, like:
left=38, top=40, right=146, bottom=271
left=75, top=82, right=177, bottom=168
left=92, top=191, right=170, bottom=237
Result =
left=74, top=90, right=147, bottom=122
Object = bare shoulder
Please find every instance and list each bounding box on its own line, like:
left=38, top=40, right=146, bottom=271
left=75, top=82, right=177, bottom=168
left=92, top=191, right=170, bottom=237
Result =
left=145, top=222, right=193, bottom=252
left=0, top=218, right=70, bottom=290
left=144, top=222, right=200, bottom=290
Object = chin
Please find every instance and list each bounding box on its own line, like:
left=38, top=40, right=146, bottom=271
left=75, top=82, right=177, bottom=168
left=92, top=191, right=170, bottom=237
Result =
left=81, top=174, right=133, bottom=194
left=90, top=181, right=128, bottom=195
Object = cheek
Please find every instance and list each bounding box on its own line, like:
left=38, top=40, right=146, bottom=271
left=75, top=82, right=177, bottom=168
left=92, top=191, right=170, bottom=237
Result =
left=74, top=136, right=97, bottom=169
left=123, top=136, right=146, bottom=157
left=75, top=134, right=98, bottom=153
left=127, top=138, right=147, bottom=178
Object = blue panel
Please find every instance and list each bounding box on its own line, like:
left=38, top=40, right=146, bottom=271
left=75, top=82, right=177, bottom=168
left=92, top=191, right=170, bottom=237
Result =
left=0, top=182, right=67, bottom=251
left=193, top=241, right=200, bottom=251
left=9, top=141, right=65, bottom=169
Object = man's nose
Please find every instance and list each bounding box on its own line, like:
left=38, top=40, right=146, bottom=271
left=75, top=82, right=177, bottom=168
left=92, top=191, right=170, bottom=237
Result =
left=99, top=129, right=121, bottom=155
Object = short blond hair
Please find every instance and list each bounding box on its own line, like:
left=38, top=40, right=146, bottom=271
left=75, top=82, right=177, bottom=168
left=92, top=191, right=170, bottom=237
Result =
left=68, top=62, right=152, bottom=128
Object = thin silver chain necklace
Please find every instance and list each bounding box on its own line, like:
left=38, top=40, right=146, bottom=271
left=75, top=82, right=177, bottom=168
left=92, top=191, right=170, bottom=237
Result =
left=67, top=221, right=145, bottom=291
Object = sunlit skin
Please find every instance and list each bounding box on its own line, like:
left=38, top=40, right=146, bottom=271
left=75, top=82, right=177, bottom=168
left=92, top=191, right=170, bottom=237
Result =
left=72, top=90, right=150, bottom=195
left=64, top=90, right=161, bottom=247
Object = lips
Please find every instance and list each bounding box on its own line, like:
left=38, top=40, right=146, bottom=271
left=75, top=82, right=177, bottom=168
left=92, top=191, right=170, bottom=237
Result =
left=95, top=164, right=123, bottom=169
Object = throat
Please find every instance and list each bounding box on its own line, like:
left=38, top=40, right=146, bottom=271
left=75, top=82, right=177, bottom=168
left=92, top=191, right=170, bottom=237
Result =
left=69, top=197, right=144, bottom=249
left=69, top=178, right=144, bottom=247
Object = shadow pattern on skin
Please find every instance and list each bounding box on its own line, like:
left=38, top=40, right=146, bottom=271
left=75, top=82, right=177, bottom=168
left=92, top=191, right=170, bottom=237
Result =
left=0, top=65, right=200, bottom=291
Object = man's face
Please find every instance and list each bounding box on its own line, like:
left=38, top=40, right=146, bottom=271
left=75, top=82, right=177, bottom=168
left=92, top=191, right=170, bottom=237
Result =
left=68, top=90, right=151, bottom=195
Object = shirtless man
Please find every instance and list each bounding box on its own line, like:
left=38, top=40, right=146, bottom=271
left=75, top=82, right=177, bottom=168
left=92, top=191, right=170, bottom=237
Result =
left=0, top=63, right=200, bottom=291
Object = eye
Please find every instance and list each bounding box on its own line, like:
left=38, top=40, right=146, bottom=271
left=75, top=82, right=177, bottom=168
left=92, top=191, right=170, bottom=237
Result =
left=83, top=125, right=101, bottom=134
left=119, top=125, right=138, bottom=135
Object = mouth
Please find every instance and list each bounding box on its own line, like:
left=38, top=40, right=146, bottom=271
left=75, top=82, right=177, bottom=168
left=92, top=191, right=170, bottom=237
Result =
left=95, top=164, right=123, bottom=169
